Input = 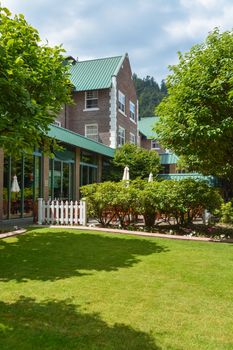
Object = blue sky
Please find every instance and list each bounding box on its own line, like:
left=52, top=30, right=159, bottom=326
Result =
left=2, top=0, right=233, bottom=83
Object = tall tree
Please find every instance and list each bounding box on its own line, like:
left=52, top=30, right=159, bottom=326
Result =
left=113, top=143, right=161, bottom=180
left=156, top=28, right=233, bottom=179
left=0, top=6, right=72, bottom=155
left=133, top=74, right=167, bottom=118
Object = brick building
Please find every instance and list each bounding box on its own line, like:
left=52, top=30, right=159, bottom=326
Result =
left=57, top=53, right=139, bottom=148
left=0, top=53, right=139, bottom=222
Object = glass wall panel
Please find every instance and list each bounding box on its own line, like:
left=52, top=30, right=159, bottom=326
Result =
left=89, top=167, right=97, bottom=184
left=34, top=156, right=41, bottom=199
left=81, top=165, right=88, bottom=186
left=80, top=150, right=97, bottom=165
left=80, top=164, right=97, bottom=187
left=3, top=157, right=9, bottom=219
left=62, top=162, right=70, bottom=200
left=10, top=157, right=22, bottom=218
left=3, top=154, right=42, bottom=219
left=23, top=155, right=34, bottom=217
left=54, top=160, right=62, bottom=199
left=49, top=159, right=74, bottom=201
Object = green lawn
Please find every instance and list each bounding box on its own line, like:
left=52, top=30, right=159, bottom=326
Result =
left=0, top=228, right=232, bottom=350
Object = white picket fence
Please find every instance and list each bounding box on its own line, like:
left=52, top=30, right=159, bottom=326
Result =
left=37, top=198, right=87, bottom=226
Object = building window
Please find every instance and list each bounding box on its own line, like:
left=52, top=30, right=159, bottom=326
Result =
left=118, top=91, right=125, bottom=113
left=118, top=126, right=125, bottom=146
left=130, top=101, right=135, bottom=121
left=130, top=132, right=136, bottom=144
left=80, top=150, right=98, bottom=187
left=85, top=124, right=99, bottom=142
left=151, top=140, right=160, bottom=150
left=85, top=90, right=98, bottom=109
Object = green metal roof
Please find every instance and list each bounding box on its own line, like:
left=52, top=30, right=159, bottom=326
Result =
left=158, top=173, right=218, bottom=186
left=48, top=125, right=115, bottom=158
left=138, top=117, right=159, bottom=138
left=70, top=55, right=125, bottom=91
left=160, top=153, right=179, bottom=164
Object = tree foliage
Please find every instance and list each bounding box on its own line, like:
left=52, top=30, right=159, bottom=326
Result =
left=156, top=29, right=233, bottom=179
left=112, top=143, right=161, bottom=180
left=0, top=6, right=72, bottom=155
left=133, top=74, right=167, bottom=118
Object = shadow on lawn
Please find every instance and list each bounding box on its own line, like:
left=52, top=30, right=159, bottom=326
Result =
left=0, top=297, right=161, bottom=350
left=0, top=230, right=168, bottom=282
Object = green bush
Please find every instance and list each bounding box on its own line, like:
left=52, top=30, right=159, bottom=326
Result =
left=136, top=181, right=161, bottom=228
left=159, top=179, right=223, bottom=225
left=80, top=182, right=118, bottom=226
left=81, top=179, right=223, bottom=227
left=219, top=202, right=233, bottom=224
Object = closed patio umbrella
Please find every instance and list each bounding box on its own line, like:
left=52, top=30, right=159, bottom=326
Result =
left=148, top=172, right=153, bottom=182
left=11, top=175, right=20, bottom=192
left=122, top=166, right=130, bottom=181
left=122, top=166, right=130, bottom=187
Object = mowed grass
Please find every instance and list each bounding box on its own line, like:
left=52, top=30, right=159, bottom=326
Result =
left=0, top=228, right=232, bottom=350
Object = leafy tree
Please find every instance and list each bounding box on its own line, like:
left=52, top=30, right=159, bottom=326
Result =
left=133, top=74, right=167, bottom=118
left=0, top=6, right=72, bottom=155
left=156, top=29, right=233, bottom=180
left=113, top=143, right=161, bottom=180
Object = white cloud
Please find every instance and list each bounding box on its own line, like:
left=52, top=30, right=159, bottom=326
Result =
left=166, top=1, right=233, bottom=40
left=180, top=0, right=226, bottom=10
left=1, top=0, right=232, bottom=82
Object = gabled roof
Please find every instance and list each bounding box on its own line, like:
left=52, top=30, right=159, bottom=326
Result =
left=138, top=116, right=159, bottom=138
left=48, top=125, right=115, bottom=158
left=160, top=153, right=178, bottom=164
left=69, top=54, right=126, bottom=91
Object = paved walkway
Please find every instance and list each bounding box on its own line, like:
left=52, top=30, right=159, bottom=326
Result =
left=1, top=222, right=232, bottom=243
left=0, top=217, right=33, bottom=230
left=49, top=225, right=223, bottom=242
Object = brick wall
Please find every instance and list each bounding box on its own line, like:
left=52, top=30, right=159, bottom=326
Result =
left=56, top=106, right=69, bottom=129
left=116, top=56, right=138, bottom=145
left=169, top=164, right=177, bottom=173
left=140, top=137, right=151, bottom=150
left=67, top=89, right=111, bottom=146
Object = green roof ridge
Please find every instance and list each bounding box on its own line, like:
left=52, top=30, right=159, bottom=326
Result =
left=77, top=55, right=123, bottom=63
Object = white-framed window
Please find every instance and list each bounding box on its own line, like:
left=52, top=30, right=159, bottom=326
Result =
left=130, top=132, right=136, bottom=144
left=85, top=90, right=98, bottom=109
left=151, top=140, right=160, bottom=150
left=85, top=124, right=98, bottom=142
left=118, top=90, right=125, bottom=113
left=130, top=101, right=135, bottom=121
left=53, top=120, right=61, bottom=127
left=118, top=126, right=125, bottom=146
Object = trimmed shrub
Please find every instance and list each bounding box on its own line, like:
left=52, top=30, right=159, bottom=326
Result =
left=81, top=179, right=223, bottom=227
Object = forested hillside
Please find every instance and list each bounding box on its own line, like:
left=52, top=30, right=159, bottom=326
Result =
left=133, top=74, right=167, bottom=118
